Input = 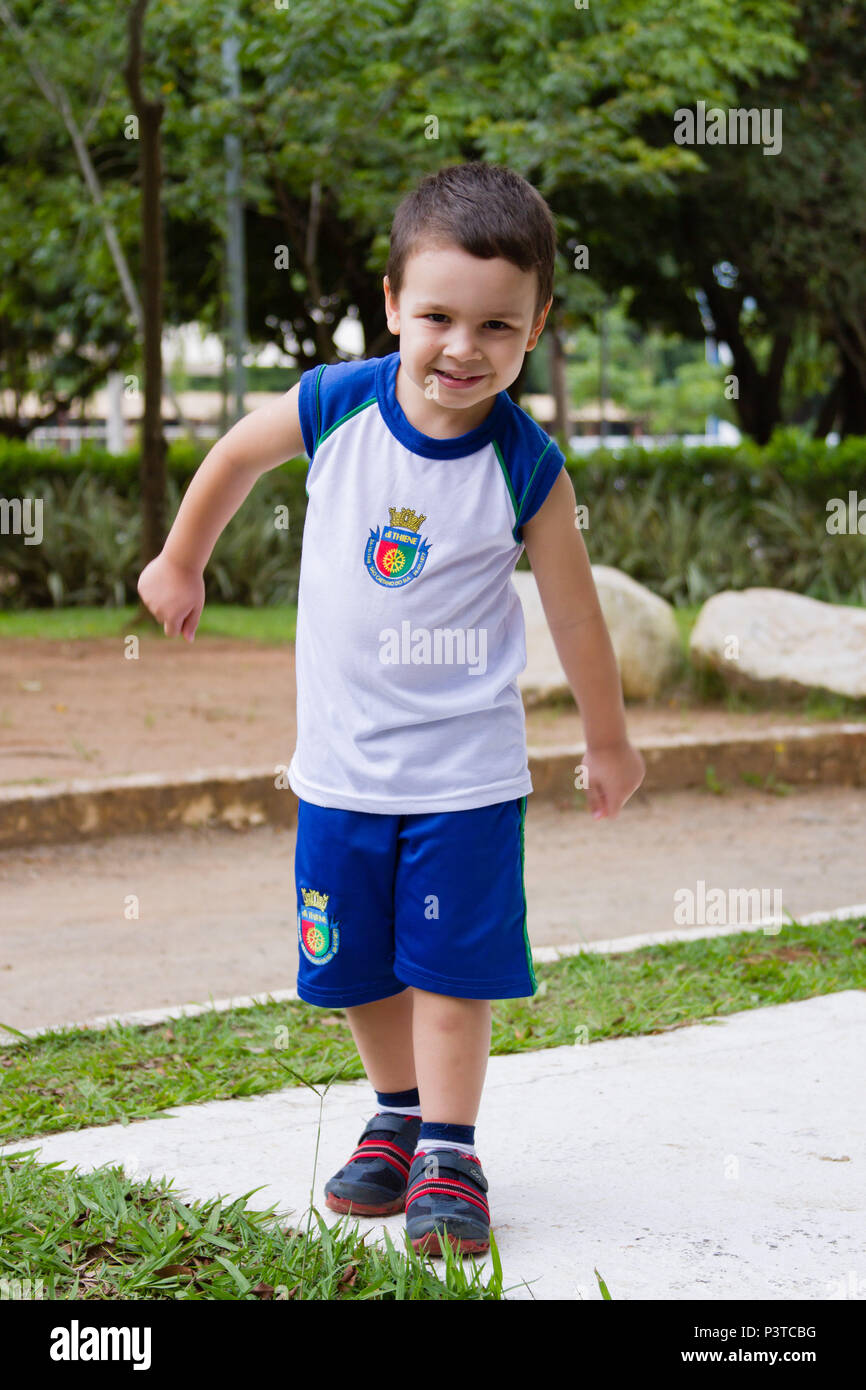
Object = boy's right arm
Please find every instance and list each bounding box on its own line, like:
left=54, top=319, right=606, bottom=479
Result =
left=137, top=382, right=306, bottom=642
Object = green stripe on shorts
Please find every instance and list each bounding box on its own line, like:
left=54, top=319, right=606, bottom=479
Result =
left=518, top=796, right=536, bottom=993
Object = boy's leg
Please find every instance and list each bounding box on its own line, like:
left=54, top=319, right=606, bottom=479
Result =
left=343, top=986, right=417, bottom=1093
left=405, top=989, right=493, bottom=1255
left=342, top=987, right=491, bottom=1120
left=388, top=799, right=530, bottom=1253
left=410, top=989, right=491, bottom=1124
left=326, top=987, right=420, bottom=1216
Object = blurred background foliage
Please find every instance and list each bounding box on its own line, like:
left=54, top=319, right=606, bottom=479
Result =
left=1, top=0, right=864, bottom=608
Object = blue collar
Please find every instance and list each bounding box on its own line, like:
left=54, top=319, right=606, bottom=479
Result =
left=375, top=351, right=510, bottom=459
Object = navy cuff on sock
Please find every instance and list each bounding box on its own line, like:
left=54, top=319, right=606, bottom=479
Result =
left=419, top=1121, right=475, bottom=1145
left=375, top=1086, right=420, bottom=1108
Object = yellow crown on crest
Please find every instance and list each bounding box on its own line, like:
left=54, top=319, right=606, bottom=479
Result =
left=389, top=506, right=426, bottom=532
left=301, top=887, right=329, bottom=910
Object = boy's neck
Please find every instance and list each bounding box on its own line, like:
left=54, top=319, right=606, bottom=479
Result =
left=395, top=361, right=497, bottom=439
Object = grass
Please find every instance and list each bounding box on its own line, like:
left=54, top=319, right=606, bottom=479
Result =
left=0, top=1038, right=545, bottom=1305
left=0, top=1145, right=515, bottom=1301
left=672, top=604, right=700, bottom=649
left=1, top=1157, right=532, bottom=1300
left=3, top=917, right=865, bottom=1147
left=1, top=917, right=863, bottom=1299
left=0, top=1054, right=528, bottom=1301
left=0, top=604, right=297, bottom=645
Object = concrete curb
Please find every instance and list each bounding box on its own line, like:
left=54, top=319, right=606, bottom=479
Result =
left=0, top=765, right=295, bottom=850
left=4, top=902, right=863, bottom=1049
left=2, top=723, right=865, bottom=850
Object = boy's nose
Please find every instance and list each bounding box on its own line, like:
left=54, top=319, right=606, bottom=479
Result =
left=443, top=334, right=483, bottom=364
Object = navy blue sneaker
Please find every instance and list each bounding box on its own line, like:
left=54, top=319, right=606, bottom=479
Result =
left=324, top=1112, right=422, bottom=1217
left=405, top=1147, right=491, bottom=1256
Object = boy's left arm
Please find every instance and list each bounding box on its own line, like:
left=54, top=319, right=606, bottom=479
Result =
left=521, top=466, right=645, bottom=820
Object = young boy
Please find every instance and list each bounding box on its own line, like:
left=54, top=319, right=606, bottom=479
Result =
left=137, top=162, right=645, bottom=1260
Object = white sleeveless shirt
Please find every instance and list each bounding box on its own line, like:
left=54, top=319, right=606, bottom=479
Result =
left=287, top=351, right=565, bottom=814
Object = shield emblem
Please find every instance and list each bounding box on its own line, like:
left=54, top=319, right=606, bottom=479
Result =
left=365, top=513, right=431, bottom=587
left=374, top=526, right=420, bottom=579
left=300, top=913, right=329, bottom=958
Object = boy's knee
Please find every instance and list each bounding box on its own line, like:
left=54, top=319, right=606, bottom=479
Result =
left=413, top=989, right=490, bottom=1025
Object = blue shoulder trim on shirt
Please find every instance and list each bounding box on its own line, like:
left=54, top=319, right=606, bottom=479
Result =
left=495, top=400, right=567, bottom=543
left=297, top=356, right=379, bottom=460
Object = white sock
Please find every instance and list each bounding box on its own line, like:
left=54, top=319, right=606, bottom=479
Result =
left=414, top=1137, right=477, bottom=1158
left=376, top=1103, right=422, bottom=1118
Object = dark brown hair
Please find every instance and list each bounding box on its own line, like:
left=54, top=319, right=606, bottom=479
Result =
left=385, top=162, right=557, bottom=322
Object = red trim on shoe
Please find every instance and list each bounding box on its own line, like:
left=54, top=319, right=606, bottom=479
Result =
left=405, top=1180, right=490, bottom=1218
left=349, top=1145, right=411, bottom=1177
left=355, top=1138, right=413, bottom=1160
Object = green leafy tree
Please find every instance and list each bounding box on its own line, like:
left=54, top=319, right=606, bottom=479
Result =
left=542, top=0, right=865, bottom=440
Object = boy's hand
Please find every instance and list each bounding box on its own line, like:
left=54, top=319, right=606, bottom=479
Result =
left=137, top=553, right=205, bottom=643
left=582, top=739, right=645, bottom=821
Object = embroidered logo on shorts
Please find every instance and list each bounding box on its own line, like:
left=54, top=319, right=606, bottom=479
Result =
left=365, top=506, right=431, bottom=587
left=298, top=886, right=340, bottom=965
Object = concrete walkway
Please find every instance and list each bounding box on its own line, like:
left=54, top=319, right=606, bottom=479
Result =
left=3, top=990, right=863, bottom=1301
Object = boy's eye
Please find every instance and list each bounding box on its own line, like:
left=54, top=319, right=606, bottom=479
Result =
left=423, top=313, right=512, bottom=330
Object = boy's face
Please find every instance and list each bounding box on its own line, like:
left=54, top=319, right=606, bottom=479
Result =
left=383, top=241, right=551, bottom=434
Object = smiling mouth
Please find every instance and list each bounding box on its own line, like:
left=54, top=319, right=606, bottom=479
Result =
left=433, top=368, right=486, bottom=383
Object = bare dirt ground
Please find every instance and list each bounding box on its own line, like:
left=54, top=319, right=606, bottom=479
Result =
left=1, top=635, right=856, bottom=789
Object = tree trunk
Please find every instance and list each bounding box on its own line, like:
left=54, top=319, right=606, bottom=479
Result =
left=139, top=98, right=166, bottom=562
left=125, top=0, right=167, bottom=578
left=702, top=279, right=792, bottom=444
left=548, top=314, right=569, bottom=449
left=837, top=348, right=866, bottom=438
left=0, top=0, right=195, bottom=441
left=813, top=370, right=842, bottom=439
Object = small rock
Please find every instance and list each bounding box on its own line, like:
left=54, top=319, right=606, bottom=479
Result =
left=514, top=565, right=682, bottom=702
left=689, top=588, right=866, bottom=698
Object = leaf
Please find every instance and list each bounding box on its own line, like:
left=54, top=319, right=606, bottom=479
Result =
left=213, top=1254, right=252, bottom=1294
left=199, top=1232, right=240, bottom=1251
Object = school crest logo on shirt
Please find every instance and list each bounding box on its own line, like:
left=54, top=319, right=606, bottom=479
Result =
left=365, top=506, right=431, bottom=587
left=298, top=887, right=340, bottom=965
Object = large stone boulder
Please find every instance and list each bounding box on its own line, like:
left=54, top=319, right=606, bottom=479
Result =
left=514, top=564, right=682, bottom=703
left=689, top=587, right=866, bottom=698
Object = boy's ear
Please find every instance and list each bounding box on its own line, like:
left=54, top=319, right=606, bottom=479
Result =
left=525, top=296, right=554, bottom=351
left=383, top=275, right=400, bottom=332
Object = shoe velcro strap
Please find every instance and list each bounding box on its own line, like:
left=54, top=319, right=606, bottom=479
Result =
left=361, top=1112, right=417, bottom=1144
left=412, top=1150, right=488, bottom=1193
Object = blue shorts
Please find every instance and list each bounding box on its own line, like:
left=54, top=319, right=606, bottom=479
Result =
left=293, top=795, right=537, bottom=1007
